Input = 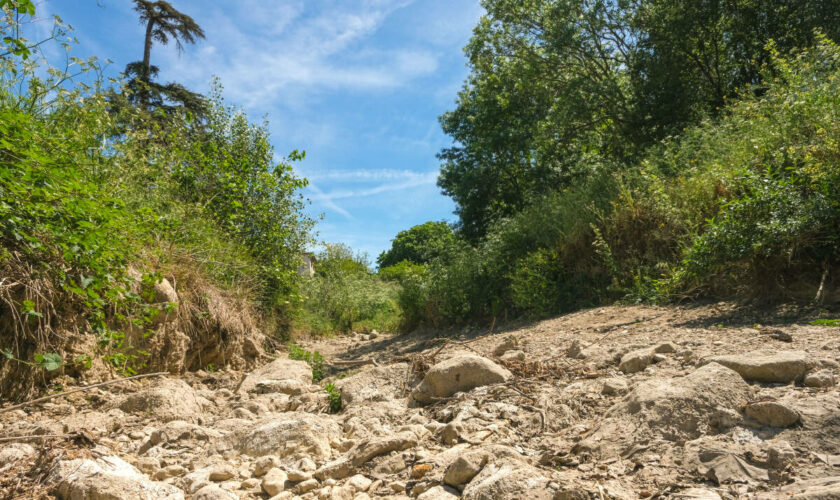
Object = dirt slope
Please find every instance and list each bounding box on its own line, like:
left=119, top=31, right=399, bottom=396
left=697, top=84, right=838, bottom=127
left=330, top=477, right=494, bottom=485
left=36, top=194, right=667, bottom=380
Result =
left=1, top=303, right=839, bottom=499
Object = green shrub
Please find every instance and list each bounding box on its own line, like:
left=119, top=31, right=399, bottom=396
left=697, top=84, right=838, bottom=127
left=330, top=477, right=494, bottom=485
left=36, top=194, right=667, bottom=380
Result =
left=288, top=342, right=325, bottom=382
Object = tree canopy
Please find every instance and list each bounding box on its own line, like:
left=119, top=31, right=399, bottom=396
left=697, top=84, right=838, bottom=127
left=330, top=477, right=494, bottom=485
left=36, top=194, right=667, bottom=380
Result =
left=377, top=221, right=455, bottom=268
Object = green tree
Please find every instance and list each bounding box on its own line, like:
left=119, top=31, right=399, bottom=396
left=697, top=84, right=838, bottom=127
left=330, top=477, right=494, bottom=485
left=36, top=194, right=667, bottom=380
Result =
left=126, top=0, right=206, bottom=114
left=377, top=221, right=455, bottom=268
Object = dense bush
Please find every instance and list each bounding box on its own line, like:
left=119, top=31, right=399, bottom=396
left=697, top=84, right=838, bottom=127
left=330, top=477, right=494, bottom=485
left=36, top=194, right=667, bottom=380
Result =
left=297, top=244, right=402, bottom=335
left=400, top=38, right=840, bottom=327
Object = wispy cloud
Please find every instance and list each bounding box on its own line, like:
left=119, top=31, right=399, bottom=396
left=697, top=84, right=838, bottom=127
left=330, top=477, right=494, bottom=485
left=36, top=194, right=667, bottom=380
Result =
left=307, top=182, right=355, bottom=220
left=303, top=168, right=438, bottom=182
left=308, top=171, right=437, bottom=201
left=151, top=0, right=436, bottom=109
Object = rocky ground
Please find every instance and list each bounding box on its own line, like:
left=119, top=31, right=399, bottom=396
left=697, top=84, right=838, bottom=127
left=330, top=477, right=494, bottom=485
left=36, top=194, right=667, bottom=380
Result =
left=1, top=302, right=839, bottom=499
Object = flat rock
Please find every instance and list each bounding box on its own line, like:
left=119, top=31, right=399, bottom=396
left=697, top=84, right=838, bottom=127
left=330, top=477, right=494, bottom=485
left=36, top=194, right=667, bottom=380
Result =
left=619, top=348, right=654, bottom=373
left=444, top=450, right=488, bottom=487
left=708, top=350, right=814, bottom=383
left=235, top=414, right=340, bottom=459
left=418, top=485, right=460, bottom=500
left=193, top=484, right=237, bottom=500
left=48, top=455, right=185, bottom=500
left=411, top=354, right=512, bottom=404
left=776, top=476, right=840, bottom=499
left=237, top=358, right=312, bottom=394
left=499, top=350, right=526, bottom=362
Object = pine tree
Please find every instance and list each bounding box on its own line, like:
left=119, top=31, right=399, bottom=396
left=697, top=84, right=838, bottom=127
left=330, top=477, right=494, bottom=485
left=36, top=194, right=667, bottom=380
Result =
left=125, top=0, right=206, bottom=115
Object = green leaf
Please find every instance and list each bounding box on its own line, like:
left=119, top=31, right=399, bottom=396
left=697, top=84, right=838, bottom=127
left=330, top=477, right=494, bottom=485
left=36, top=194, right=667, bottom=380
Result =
left=35, top=353, right=63, bottom=371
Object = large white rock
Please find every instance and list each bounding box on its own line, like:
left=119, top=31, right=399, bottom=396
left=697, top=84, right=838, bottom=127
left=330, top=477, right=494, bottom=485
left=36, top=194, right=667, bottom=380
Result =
left=49, top=455, right=184, bottom=500
left=118, top=378, right=203, bottom=423
left=237, top=357, right=313, bottom=394
left=411, top=354, right=512, bottom=404
left=235, top=414, right=340, bottom=459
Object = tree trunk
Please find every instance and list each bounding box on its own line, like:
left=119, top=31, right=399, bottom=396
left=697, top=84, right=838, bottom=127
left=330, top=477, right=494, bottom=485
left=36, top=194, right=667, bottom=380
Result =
left=140, top=18, right=155, bottom=107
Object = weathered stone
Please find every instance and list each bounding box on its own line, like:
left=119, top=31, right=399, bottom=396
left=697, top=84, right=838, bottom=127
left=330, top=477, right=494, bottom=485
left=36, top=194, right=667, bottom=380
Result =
left=779, top=476, right=840, bottom=499
left=49, top=455, right=185, bottom=500
left=766, top=440, right=796, bottom=469
left=315, top=431, right=420, bottom=480
left=237, top=357, right=312, bottom=394
left=0, top=443, right=35, bottom=466
left=708, top=350, right=814, bottom=383
left=411, top=354, right=512, bottom=404
left=745, top=401, right=800, bottom=427
left=347, top=474, right=372, bottom=492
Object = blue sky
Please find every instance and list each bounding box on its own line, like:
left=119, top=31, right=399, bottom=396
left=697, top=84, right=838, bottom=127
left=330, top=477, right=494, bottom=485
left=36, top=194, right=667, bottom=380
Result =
left=31, top=0, right=482, bottom=261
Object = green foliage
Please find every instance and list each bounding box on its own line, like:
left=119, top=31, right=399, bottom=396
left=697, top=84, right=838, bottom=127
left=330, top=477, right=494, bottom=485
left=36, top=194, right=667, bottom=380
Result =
left=377, top=221, right=454, bottom=268
left=172, top=80, right=313, bottom=307
left=324, top=382, right=342, bottom=413
left=810, top=319, right=840, bottom=327
left=440, top=0, right=840, bottom=240
left=288, top=343, right=325, bottom=382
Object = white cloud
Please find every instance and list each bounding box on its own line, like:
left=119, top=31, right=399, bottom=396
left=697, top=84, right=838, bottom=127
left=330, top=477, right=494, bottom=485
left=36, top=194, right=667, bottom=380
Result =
left=307, top=171, right=437, bottom=201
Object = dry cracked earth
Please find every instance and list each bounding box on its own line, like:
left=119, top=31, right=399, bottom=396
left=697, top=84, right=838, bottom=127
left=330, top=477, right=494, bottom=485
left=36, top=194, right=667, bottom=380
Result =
left=1, top=303, right=839, bottom=499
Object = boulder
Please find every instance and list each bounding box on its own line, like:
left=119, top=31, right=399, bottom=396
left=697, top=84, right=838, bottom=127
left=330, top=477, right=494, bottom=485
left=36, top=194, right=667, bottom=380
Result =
left=235, top=414, right=341, bottom=459
left=48, top=455, right=185, bottom=500
left=745, top=401, right=800, bottom=428
left=411, top=354, right=512, bottom=404
left=461, top=462, right=553, bottom=500
left=578, top=363, right=752, bottom=456
left=708, top=350, right=814, bottom=383
left=118, top=378, right=202, bottom=423
left=237, top=357, right=312, bottom=394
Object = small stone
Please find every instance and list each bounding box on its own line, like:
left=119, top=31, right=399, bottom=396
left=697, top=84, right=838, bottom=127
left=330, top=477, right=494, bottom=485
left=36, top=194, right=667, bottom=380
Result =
left=440, top=421, right=463, bottom=445
left=240, top=478, right=260, bottom=490
left=417, top=485, right=460, bottom=499
left=654, top=342, right=677, bottom=354
left=652, top=353, right=667, bottom=363
left=500, top=350, right=526, bottom=362
left=136, top=457, right=159, bottom=474
left=601, top=378, right=628, bottom=396
left=297, top=457, right=317, bottom=472
left=804, top=369, right=836, bottom=388
left=295, top=478, right=319, bottom=494
left=493, top=336, right=518, bottom=356
left=261, top=468, right=288, bottom=496
left=286, top=468, right=312, bottom=481
left=347, top=474, right=372, bottom=492
left=209, top=463, right=236, bottom=482
left=390, top=481, right=406, bottom=492
left=745, top=401, right=800, bottom=428
left=767, top=441, right=796, bottom=469
left=619, top=348, right=654, bottom=373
